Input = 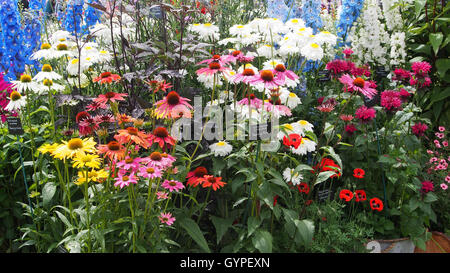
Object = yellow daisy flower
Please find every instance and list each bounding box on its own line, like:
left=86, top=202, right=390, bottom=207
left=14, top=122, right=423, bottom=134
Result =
left=72, top=152, right=101, bottom=169
left=37, top=143, right=59, bottom=155
left=75, top=169, right=109, bottom=185
left=53, top=137, right=97, bottom=160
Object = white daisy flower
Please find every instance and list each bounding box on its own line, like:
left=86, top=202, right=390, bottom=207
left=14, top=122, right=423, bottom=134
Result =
left=30, top=43, right=55, bottom=60
left=292, top=120, right=314, bottom=136
left=256, top=44, right=276, bottom=58
left=33, top=64, right=62, bottom=82
left=230, top=24, right=251, bottom=37
left=67, top=73, right=89, bottom=88
left=315, top=31, right=337, bottom=46
left=285, top=18, right=306, bottom=30
left=262, top=59, right=284, bottom=70
left=300, top=42, right=324, bottom=61
left=5, top=91, right=27, bottom=112
left=283, top=92, right=302, bottom=109
left=95, top=50, right=113, bottom=63
left=283, top=167, right=303, bottom=186
left=66, top=58, right=92, bottom=76
left=291, top=138, right=317, bottom=155
left=279, top=44, right=300, bottom=57
left=188, top=23, right=220, bottom=41
left=209, top=141, right=233, bottom=157
left=277, top=123, right=296, bottom=140
left=11, top=74, right=42, bottom=94
left=50, top=30, right=73, bottom=44
left=51, top=42, right=75, bottom=59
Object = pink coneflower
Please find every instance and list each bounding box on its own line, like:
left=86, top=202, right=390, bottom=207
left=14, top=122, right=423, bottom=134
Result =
left=249, top=70, right=284, bottom=90
left=186, top=166, right=208, bottom=187
left=263, top=100, right=292, bottom=117
left=93, top=72, right=121, bottom=84
left=340, top=114, right=354, bottom=122
left=97, top=141, right=126, bottom=161
left=154, top=91, right=193, bottom=119
left=156, top=191, right=169, bottom=200
left=412, top=122, right=428, bottom=137
left=158, top=212, right=176, bottom=226
left=138, top=165, right=163, bottom=180
left=145, top=79, right=173, bottom=93
left=338, top=74, right=377, bottom=99
left=197, top=54, right=230, bottom=67
left=345, top=124, right=357, bottom=135
left=230, top=67, right=258, bottom=84
left=381, top=90, right=402, bottom=112
left=171, top=104, right=192, bottom=119
left=94, top=92, right=128, bottom=108
left=316, top=102, right=336, bottom=112
left=142, top=151, right=176, bottom=170
left=196, top=61, right=231, bottom=76
left=147, top=127, right=176, bottom=149
left=114, top=172, right=138, bottom=189
left=343, top=48, right=353, bottom=58
left=78, top=117, right=100, bottom=137
left=421, top=180, right=434, bottom=194
left=272, top=64, right=299, bottom=83
left=94, top=114, right=115, bottom=124
left=86, top=100, right=107, bottom=111
left=116, top=156, right=142, bottom=173
left=161, top=180, right=185, bottom=192
left=355, top=106, right=376, bottom=123
left=237, top=93, right=263, bottom=109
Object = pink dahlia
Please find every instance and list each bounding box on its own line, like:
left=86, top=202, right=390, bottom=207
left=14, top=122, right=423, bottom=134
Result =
left=154, top=91, right=193, bottom=119
left=161, top=180, right=185, bottom=192
left=355, top=106, right=376, bottom=123
left=380, top=90, right=402, bottom=112
left=339, top=74, right=377, bottom=99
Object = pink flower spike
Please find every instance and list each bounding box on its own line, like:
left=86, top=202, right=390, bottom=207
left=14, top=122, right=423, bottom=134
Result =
left=161, top=180, right=185, bottom=192
left=158, top=212, right=176, bottom=226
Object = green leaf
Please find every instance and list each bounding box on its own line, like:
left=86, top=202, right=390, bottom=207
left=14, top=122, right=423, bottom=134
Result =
left=293, top=164, right=314, bottom=174
left=247, top=216, right=262, bottom=238
left=42, top=182, right=57, bottom=207
left=252, top=230, right=272, bottom=253
left=423, top=192, right=438, bottom=203
left=436, top=59, right=450, bottom=78
left=210, top=216, right=233, bottom=245
left=294, top=219, right=315, bottom=247
left=177, top=216, right=211, bottom=253
left=232, top=197, right=248, bottom=208
left=314, top=171, right=337, bottom=185
left=409, top=197, right=420, bottom=211
left=415, top=0, right=427, bottom=18
left=429, top=32, right=444, bottom=55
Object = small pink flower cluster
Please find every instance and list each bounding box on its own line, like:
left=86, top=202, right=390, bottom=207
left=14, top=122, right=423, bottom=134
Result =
left=410, top=62, right=432, bottom=88
left=380, top=90, right=402, bottom=112
left=425, top=126, right=449, bottom=191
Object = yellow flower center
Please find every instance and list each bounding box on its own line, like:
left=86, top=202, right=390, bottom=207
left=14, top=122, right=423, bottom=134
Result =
left=43, top=79, right=53, bottom=86
left=311, top=43, right=319, bottom=49
left=68, top=138, right=84, bottom=150
left=321, top=31, right=331, bottom=34
left=216, top=142, right=226, bottom=147
left=42, top=64, right=53, bottom=72
left=71, top=59, right=79, bottom=65
left=56, top=44, right=68, bottom=51
left=41, top=43, right=51, bottom=50
left=283, top=124, right=293, bottom=130
left=299, top=120, right=308, bottom=126
left=146, top=167, right=155, bottom=174
left=204, top=23, right=212, bottom=27
left=236, top=25, right=244, bottom=29
left=289, top=93, right=296, bottom=98
left=10, top=91, right=21, bottom=101
left=299, top=28, right=306, bottom=31
left=100, top=50, right=108, bottom=54
left=292, top=19, right=299, bottom=23
left=20, top=74, right=32, bottom=83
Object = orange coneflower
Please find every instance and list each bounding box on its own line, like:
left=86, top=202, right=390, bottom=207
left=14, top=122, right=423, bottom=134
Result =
left=147, top=126, right=176, bottom=149
left=93, top=72, right=121, bottom=84
left=115, top=127, right=149, bottom=148
left=198, top=175, right=226, bottom=191
left=97, top=140, right=126, bottom=161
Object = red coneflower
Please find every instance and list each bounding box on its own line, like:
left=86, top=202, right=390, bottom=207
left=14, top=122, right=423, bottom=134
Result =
left=198, top=175, right=227, bottom=191
left=94, top=92, right=128, bottom=108
left=186, top=166, right=208, bottom=187
left=147, top=126, right=176, bottom=149
left=93, top=72, right=121, bottom=84
left=354, top=190, right=367, bottom=202
left=339, top=189, right=353, bottom=202
left=154, top=91, right=193, bottom=119
left=97, top=140, right=126, bottom=161
left=115, top=127, right=149, bottom=148
left=353, top=168, right=365, bottom=179
left=297, top=182, right=310, bottom=194
left=369, top=197, right=383, bottom=211
left=76, top=111, right=91, bottom=123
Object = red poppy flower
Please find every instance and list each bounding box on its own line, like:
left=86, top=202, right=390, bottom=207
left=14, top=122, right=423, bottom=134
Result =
left=93, top=72, right=121, bottom=84
left=354, top=190, right=367, bottom=202
left=297, top=182, right=310, bottom=194
left=369, top=197, right=383, bottom=211
left=339, top=189, right=353, bottom=202
left=197, top=175, right=227, bottom=191
left=186, top=166, right=208, bottom=187
left=313, top=158, right=341, bottom=178
left=283, top=133, right=302, bottom=149
left=353, top=168, right=365, bottom=179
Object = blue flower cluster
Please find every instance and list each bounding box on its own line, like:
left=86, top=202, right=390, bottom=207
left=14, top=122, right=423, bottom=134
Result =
left=336, top=0, right=364, bottom=47
left=83, top=0, right=102, bottom=33
left=301, top=0, right=323, bottom=33
left=0, top=0, right=26, bottom=80
left=65, top=0, right=84, bottom=35
left=267, top=0, right=301, bottom=22
left=24, top=0, right=43, bottom=69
